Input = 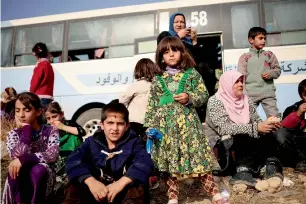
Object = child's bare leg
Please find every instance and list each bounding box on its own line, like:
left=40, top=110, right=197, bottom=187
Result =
left=165, top=177, right=179, bottom=202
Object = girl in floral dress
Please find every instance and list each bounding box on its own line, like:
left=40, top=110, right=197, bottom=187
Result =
left=2, top=92, right=59, bottom=204
left=144, top=36, right=229, bottom=204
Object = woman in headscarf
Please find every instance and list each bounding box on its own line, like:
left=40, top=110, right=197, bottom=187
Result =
left=157, top=12, right=217, bottom=121
left=205, top=70, right=283, bottom=187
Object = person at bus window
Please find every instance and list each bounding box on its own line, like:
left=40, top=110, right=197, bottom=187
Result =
left=30, top=42, right=55, bottom=108
left=2, top=92, right=59, bottom=204
left=119, top=58, right=159, bottom=140
left=205, top=71, right=283, bottom=188
left=63, top=102, right=154, bottom=204
left=145, top=36, right=228, bottom=204
left=276, top=79, right=306, bottom=171
left=1, top=87, right=17, bottom=120
left=238, top=27, right=281, bottom=118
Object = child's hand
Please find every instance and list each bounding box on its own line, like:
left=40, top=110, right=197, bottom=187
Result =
left=261, top=72, right=270, bottom=80
left=85, top=177, right=109, bottom=201
left=174, top=93, right=189, bottom=105
left=107, top=177, right=132, bottom=202
left=8, top=158, right=22, bottom=179
left=15, top=116, right=29, bottom=128
left=52, top=121, right=65, bottom=130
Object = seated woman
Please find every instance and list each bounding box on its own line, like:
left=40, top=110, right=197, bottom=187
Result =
left=2, top=92, right=59, bottom=204
left=205, top=70, right=283, bottom=187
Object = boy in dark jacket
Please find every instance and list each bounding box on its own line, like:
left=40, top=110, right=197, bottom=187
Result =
left=64, top=102, right=154, bottom=204
left=276, top=79, right=306, bottom=170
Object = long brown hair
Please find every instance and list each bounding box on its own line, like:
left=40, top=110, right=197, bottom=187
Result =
left=45, top=101, right=63, bottom=114
left=134, top=58, right=160, bottom=82
left=155, top=36, right=195, bottom=72
left=16, top=92, right=43, bottom=124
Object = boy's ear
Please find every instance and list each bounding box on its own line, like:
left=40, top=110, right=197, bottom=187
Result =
left=100, top=121, right=104, bottom=130
left=126, top=122, right=130, bottom=131
left=248, top=37, right=254, bottom=44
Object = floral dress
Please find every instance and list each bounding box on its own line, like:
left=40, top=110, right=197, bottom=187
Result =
left=144, top=68, right=214, bottom=178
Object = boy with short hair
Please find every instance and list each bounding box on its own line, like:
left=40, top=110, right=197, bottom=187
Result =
left=63, top=102, right=154, bottom=204
left=238, top=27, right=281, bottom=118
left=276, top=79, right=306, bottom=170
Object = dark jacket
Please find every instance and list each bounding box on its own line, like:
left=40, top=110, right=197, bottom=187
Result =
left=282, top=100, right=306, bottom=130
left=65, top=129, right=154, bottom=185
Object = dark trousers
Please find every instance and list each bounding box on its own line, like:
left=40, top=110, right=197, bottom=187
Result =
left=130, top=122, right=146, bottom=141
left=63, top=181, right=148, bottom=204
left=274, top=128, right=306, bottom=167
left=232, top=134, right=278, bottom=173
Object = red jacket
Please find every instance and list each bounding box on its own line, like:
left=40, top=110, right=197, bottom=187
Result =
left=282, top=100, right=306, bottom=130
left=30, top=58, right=54, bottom=97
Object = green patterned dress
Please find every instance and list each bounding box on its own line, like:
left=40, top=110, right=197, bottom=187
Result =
left=144, top=68, right=213, bottom=178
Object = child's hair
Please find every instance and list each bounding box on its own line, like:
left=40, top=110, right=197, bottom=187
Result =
left=45, top=101, right=64, bottom=114
left=298, top=79, right=306, bottom=98
left=134, top=58, right=159, bottom=82
left=16, top=92, right=43, bottom=123
left=16, top=92, right=42, bottom=111
left=155, top=36, right=195, bottom=71
left=32, top=42, right=49, bottom=58
left=248, top=27, right=267, bottom=39
left=101, top=102, right=129, bottom=123
left=1, top=87, right=17, bottom=115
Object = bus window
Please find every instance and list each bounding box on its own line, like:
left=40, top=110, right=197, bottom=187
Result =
left=67, top=12, right=155, bottom=60
left=14, top=23, right=64, bottom=66
left=1, top=28, right=13, bottom=67
left=265, top=0, right=306, bottom=46
left=231, top=3, right=259, bottom=48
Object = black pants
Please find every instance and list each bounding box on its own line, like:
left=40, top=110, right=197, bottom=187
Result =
left=274, top=128, right=306, bottom=167
left=231, top=134, right=278, bottom=173
left=130, top=122, right=146, bottom=141
left=63, top=180, right=148, bottom=204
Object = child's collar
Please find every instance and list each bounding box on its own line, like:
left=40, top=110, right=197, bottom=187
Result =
left=249, top=47, right=264, bottom=54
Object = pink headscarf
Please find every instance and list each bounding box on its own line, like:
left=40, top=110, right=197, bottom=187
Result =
left=216, top=70, right=250, bottom=124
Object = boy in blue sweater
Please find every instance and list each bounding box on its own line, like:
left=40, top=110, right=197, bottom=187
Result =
left=63, top=102, right=154, bottom=204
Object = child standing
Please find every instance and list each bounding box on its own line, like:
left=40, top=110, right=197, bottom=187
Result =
left=238, top=27, right=281, bottom=118
left=119, top=58, right=158, bottom=138
left=2, top=92, right=59, bottom=204
left=30, top=42, right=54, bottom=108
left=145, top=36, right=228, bottom=204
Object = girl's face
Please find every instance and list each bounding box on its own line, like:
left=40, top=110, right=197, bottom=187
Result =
left=163, top=47, right=181, bottom=67
left=45, top=112, right=64, bottom=125
left=15, top=99, right=42, bottom=125
left=233, top=76, right=244, bottom=98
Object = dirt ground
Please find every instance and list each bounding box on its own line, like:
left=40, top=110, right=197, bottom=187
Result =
left=1, top=154, right=306, bottom=204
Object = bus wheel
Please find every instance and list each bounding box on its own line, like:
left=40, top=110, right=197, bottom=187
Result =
left=76, top=108, right=101, bottom=140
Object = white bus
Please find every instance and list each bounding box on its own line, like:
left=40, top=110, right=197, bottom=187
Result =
left=1, top=0, right=306, bottom=136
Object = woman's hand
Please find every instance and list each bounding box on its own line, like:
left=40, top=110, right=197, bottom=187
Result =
left=257, top=121, right=275, bottom=134
left=177, top=28, right=191, bottom=39
left=174, top=93, right=189, bottom=105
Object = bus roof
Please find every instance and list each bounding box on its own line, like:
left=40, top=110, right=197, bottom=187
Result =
left=1, top=0, right=249, bottom=27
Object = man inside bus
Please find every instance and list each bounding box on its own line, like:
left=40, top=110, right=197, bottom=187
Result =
left=64, top=102, right=154, bottom=204
left=277, top=79, right=306, bottom=171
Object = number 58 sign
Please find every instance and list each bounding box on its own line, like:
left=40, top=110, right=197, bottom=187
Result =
left=190, top=11, right=208, bottom=27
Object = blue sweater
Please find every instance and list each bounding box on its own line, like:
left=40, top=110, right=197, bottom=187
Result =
left=65, top=129, right=154, bottom=185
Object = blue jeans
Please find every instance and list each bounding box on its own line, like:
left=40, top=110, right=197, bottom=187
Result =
left=40, top=98, right=53, bottom=108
